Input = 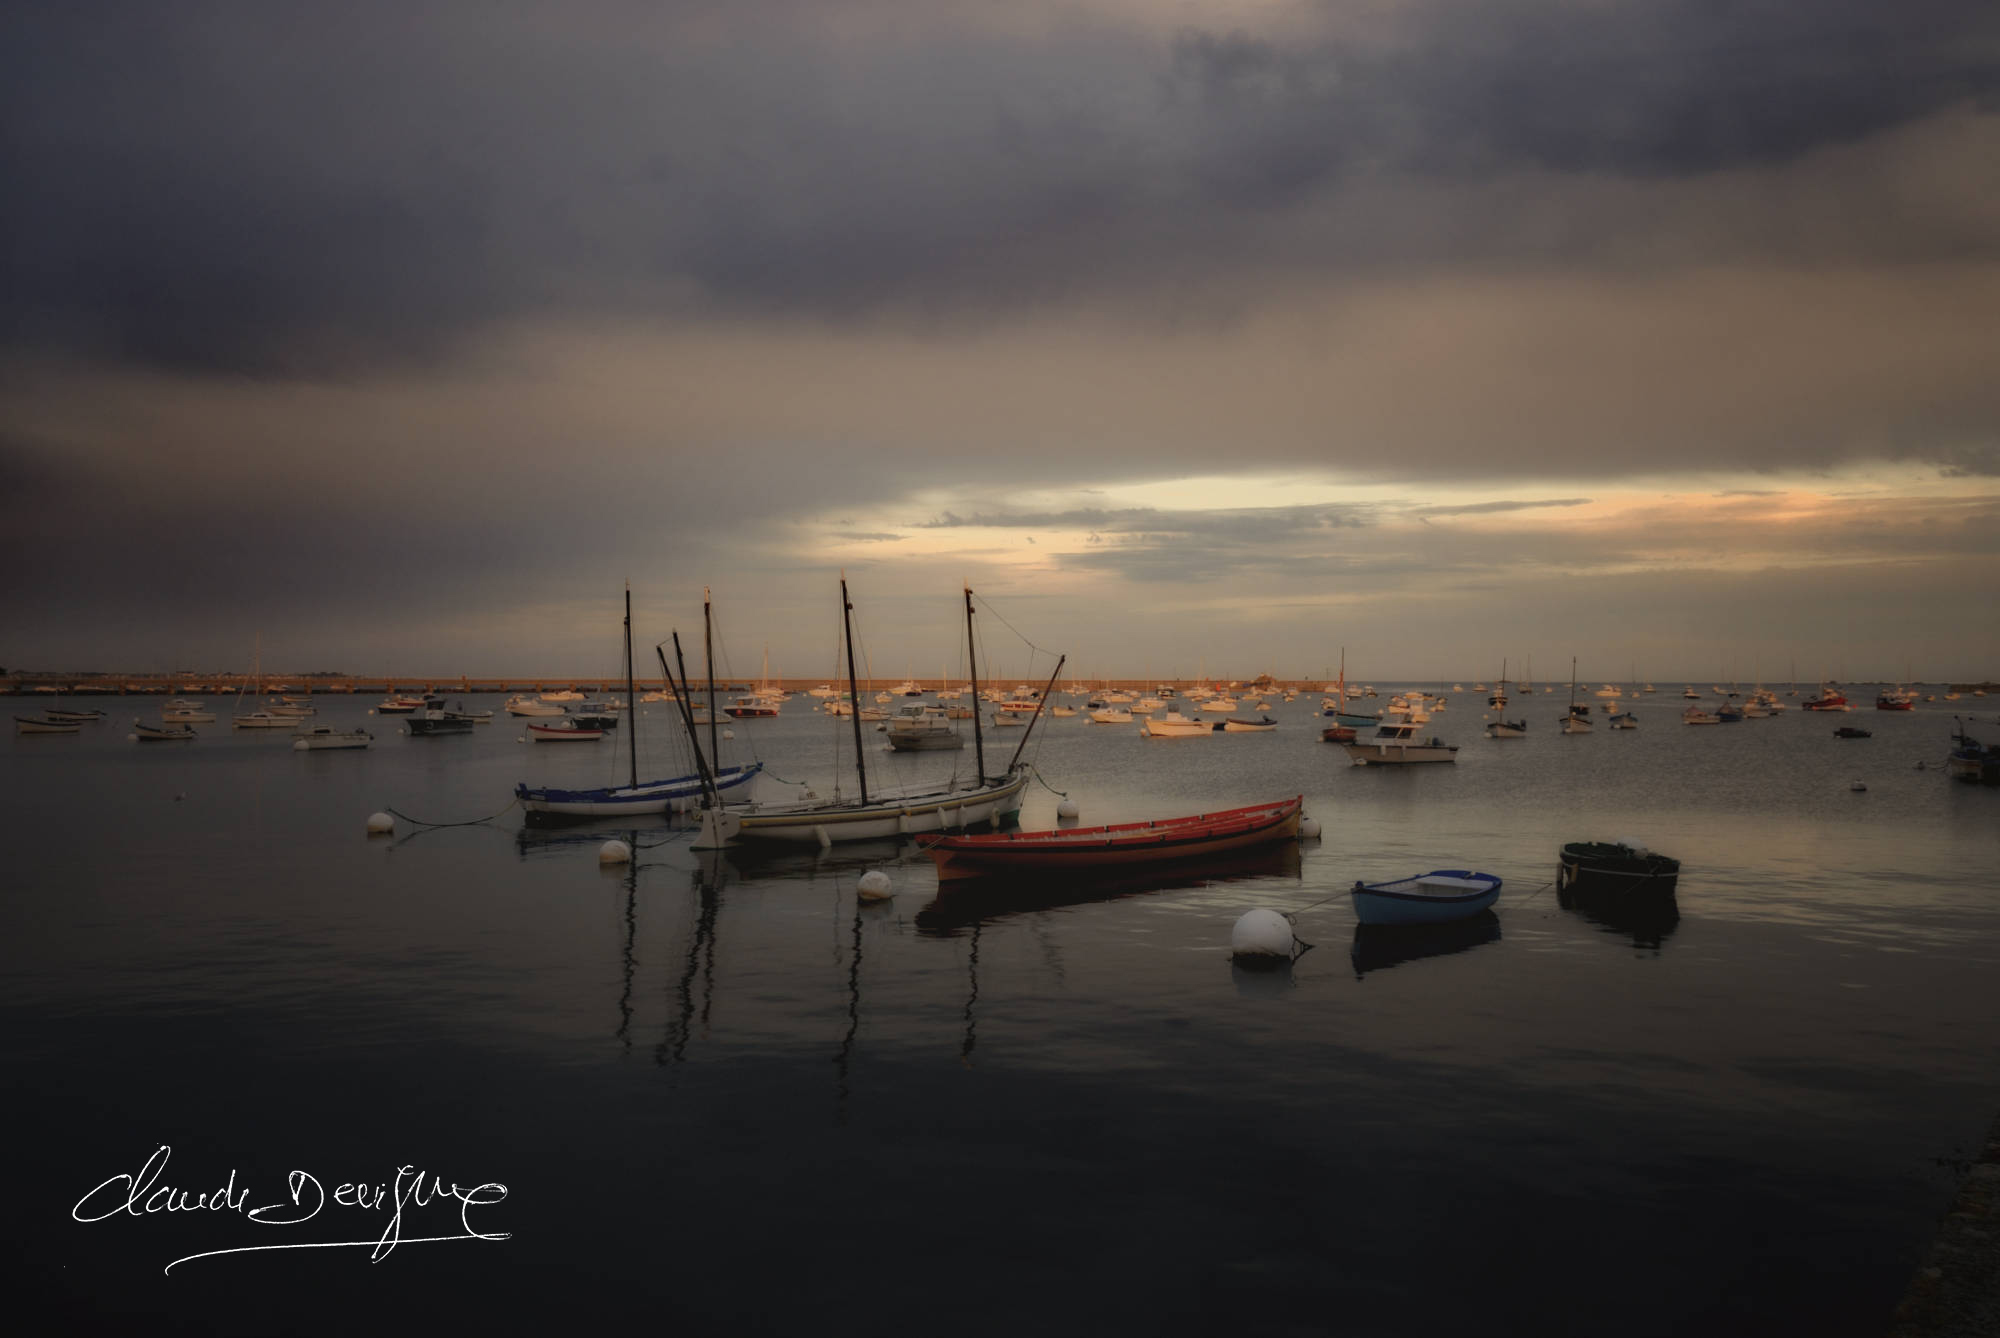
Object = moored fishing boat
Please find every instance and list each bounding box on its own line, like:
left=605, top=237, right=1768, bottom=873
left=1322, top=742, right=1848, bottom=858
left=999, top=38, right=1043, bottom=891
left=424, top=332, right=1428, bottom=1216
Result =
left=1142, top=709, right=1211, bottom=737
left=507, top=696, right=566, bottom=717
left=1803, top=685, right=1851, bottom=712
left=1220, top=716, right=1278, bottom=732
left=885, top=703, right=963, bottom=751
left=1833, top=725, right=1871, bottom=739
left=45, top=708, right=106, bottom=722
left=1485, top=718, right=1528, bottom=738
left=1947, top=722, right=2000, bottom=785
left=133, top=719, right=196, bottom=741
left=16, top=715, right=82, bottom=734
left=919, top=796, right=1302, bottom=881
left=1351, top=870, right=1503, bottom=925
left=408, top=705, right=476, bottom=735
left=1682, top=706, right=1720, bottom=725
left=1341, top=720, right=1458, bottom=764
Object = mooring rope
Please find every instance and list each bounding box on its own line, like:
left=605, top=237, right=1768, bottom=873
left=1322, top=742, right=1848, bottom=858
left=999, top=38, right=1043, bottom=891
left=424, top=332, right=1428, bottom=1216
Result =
left=385, top=797, right=520, bottom=829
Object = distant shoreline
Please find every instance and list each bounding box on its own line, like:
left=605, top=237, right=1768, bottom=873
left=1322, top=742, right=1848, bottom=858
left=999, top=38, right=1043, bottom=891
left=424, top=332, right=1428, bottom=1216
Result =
left=6, top=675, right=1997, bottom=696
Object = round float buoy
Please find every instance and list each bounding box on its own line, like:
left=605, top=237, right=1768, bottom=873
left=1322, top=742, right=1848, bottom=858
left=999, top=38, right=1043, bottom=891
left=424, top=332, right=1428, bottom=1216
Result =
left=367, top=708, right=376, bottom=715
left=1299, top=816, right=1322, bottom=840
left=598, top=839, right=632, bottom=865
left=516, top=735, right=527, bottom=743
left=1056, top=797, right=1080, bottom=820
left=1231, top=909, right=1296, bottom=960
left=366, top=812, right=395, bottom=835
left=292, top=738, right=309, bottom=750
left=857, top=870, right=892, bottom=901
left=722, top=729, right=735, bottom=740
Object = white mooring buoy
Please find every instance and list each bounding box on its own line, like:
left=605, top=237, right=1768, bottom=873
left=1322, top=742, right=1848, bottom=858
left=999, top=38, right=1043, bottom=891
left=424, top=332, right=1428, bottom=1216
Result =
left=599, top=839, right=632, bottom=865
left=722, top=729, right=735, bottom=740
left=1299, top=816, right=1322, bottom=840
left=1057, top=797, right=1080, bottom=820
left=1231, top=909, right=1296, bottom=960
left=366, top=812, right=395, bottom=835
left=857, top=870, right=893, bottom=901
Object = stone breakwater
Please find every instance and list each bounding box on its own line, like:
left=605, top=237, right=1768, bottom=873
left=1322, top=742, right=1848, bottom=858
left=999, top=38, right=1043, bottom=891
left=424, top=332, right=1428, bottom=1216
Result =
left=1891, top=1109, right=2000, bottom=1337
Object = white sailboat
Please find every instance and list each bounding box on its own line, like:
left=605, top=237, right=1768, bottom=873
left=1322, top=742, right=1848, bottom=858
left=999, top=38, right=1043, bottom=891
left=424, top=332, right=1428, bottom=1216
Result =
left=693, top=580, right=1050, bottom=848
left=1562, top=659, right=1593, bottom=733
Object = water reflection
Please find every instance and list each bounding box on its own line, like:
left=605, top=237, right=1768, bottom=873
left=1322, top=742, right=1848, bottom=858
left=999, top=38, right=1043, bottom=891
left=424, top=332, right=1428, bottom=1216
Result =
left=914, top=843, right=1304, bottom=934
left=1231, top=958, right=1299, bottom=998
left=833, top=890, right=899, bottom=1117
left=1350, top=912, right=1503, bottom=978
left=1558, top=885, right=1682, bottom=952
left=659, top=860, right=725, bottom=1067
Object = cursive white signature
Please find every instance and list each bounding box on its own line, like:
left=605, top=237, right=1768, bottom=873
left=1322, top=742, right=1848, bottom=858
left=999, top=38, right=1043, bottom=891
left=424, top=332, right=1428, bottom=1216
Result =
left=72, top=1145, right=510, bottom=1274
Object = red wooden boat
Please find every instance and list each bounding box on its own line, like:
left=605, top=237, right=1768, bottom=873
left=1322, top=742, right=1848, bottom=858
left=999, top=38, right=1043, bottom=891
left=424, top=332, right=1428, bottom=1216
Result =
left=918, top=796, right=1303, bottom=881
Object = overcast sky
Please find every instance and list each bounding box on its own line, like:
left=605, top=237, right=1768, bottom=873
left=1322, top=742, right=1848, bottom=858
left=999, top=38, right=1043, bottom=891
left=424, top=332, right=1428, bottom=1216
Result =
left=5, top=0, right=1997, bottom=682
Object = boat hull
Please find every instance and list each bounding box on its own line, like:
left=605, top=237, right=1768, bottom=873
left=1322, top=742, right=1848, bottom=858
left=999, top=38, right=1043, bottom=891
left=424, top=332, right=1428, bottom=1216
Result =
left=529, top=724, right=603, bottom=741
left=921, top=797, right=1302, bottom=881
left=1341, top=740, right=1458, bottom=764
left=729, top=771, right=1030, bottom=846
left=517, top=763, right=764, bottom=819
left=885, top=730, right=964, bottom=751
left=1351, top=870, right=1503, bottom=925
left=1557, top=842, right=1681, bottom=897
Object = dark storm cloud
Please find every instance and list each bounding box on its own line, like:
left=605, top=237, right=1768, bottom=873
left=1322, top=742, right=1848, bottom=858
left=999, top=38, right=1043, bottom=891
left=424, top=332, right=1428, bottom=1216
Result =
left=4, top=1, right=1995, bottom=375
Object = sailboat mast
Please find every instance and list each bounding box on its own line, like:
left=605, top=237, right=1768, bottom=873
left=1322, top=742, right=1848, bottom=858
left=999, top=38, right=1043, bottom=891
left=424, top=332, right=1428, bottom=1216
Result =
left=840, top=575, right=869, bottom=805
left=703, top=589, right=718, bottom=769
left=624, top=585, right=637, bottom=790
left=657, top=641, right=717, bottom=803
left=1006, top=655, right=1065, bottom=771
left=965, top=585, right=986, bottom=781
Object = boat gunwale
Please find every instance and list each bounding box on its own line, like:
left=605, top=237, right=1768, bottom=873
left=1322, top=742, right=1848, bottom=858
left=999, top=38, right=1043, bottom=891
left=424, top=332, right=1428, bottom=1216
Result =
left=919, top=796, right=1301, bottom=855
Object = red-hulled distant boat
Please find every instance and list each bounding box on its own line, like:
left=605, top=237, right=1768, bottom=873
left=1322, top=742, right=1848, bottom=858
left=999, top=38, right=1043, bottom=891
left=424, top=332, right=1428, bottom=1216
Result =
left=1874, top=687, right=1916, bottom=710
left=528, top=721, right=604, bottom=742
left=918, top=796, right=1303, bottom=881
left=1802, top=685, right=1850, bottom=712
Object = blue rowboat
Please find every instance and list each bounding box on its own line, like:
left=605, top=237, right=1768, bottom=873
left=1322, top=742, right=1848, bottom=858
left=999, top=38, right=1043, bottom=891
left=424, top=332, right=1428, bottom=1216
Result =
left=1351, top=869, right=1502, bottom=926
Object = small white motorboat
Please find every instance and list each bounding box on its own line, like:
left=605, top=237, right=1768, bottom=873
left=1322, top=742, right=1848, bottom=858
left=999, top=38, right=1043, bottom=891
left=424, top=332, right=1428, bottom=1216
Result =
left=134, top=719, right=197, bottom=742
left=232, top=711, right=297, bottom=729
left=507, top=697, right=566, bottom=717
left=1341, top=721, right=1458, bottom=764
left=1351, top=870, right=1503, bottom=925
left=16, top=715, right=82, bottom=734
left=1220, top=716, right=1278, bottom=732
left=1142, top=710, right=1211, bottom=737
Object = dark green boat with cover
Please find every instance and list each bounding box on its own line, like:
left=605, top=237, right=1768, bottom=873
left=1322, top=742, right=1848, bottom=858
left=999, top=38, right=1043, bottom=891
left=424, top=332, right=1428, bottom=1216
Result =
left=1558, top=841, right=1681, bottom=897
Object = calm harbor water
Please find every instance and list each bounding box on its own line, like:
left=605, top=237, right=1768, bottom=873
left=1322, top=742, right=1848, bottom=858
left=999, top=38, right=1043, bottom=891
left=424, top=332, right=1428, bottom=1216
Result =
left=9, top=689, right=2000, bottom=1334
